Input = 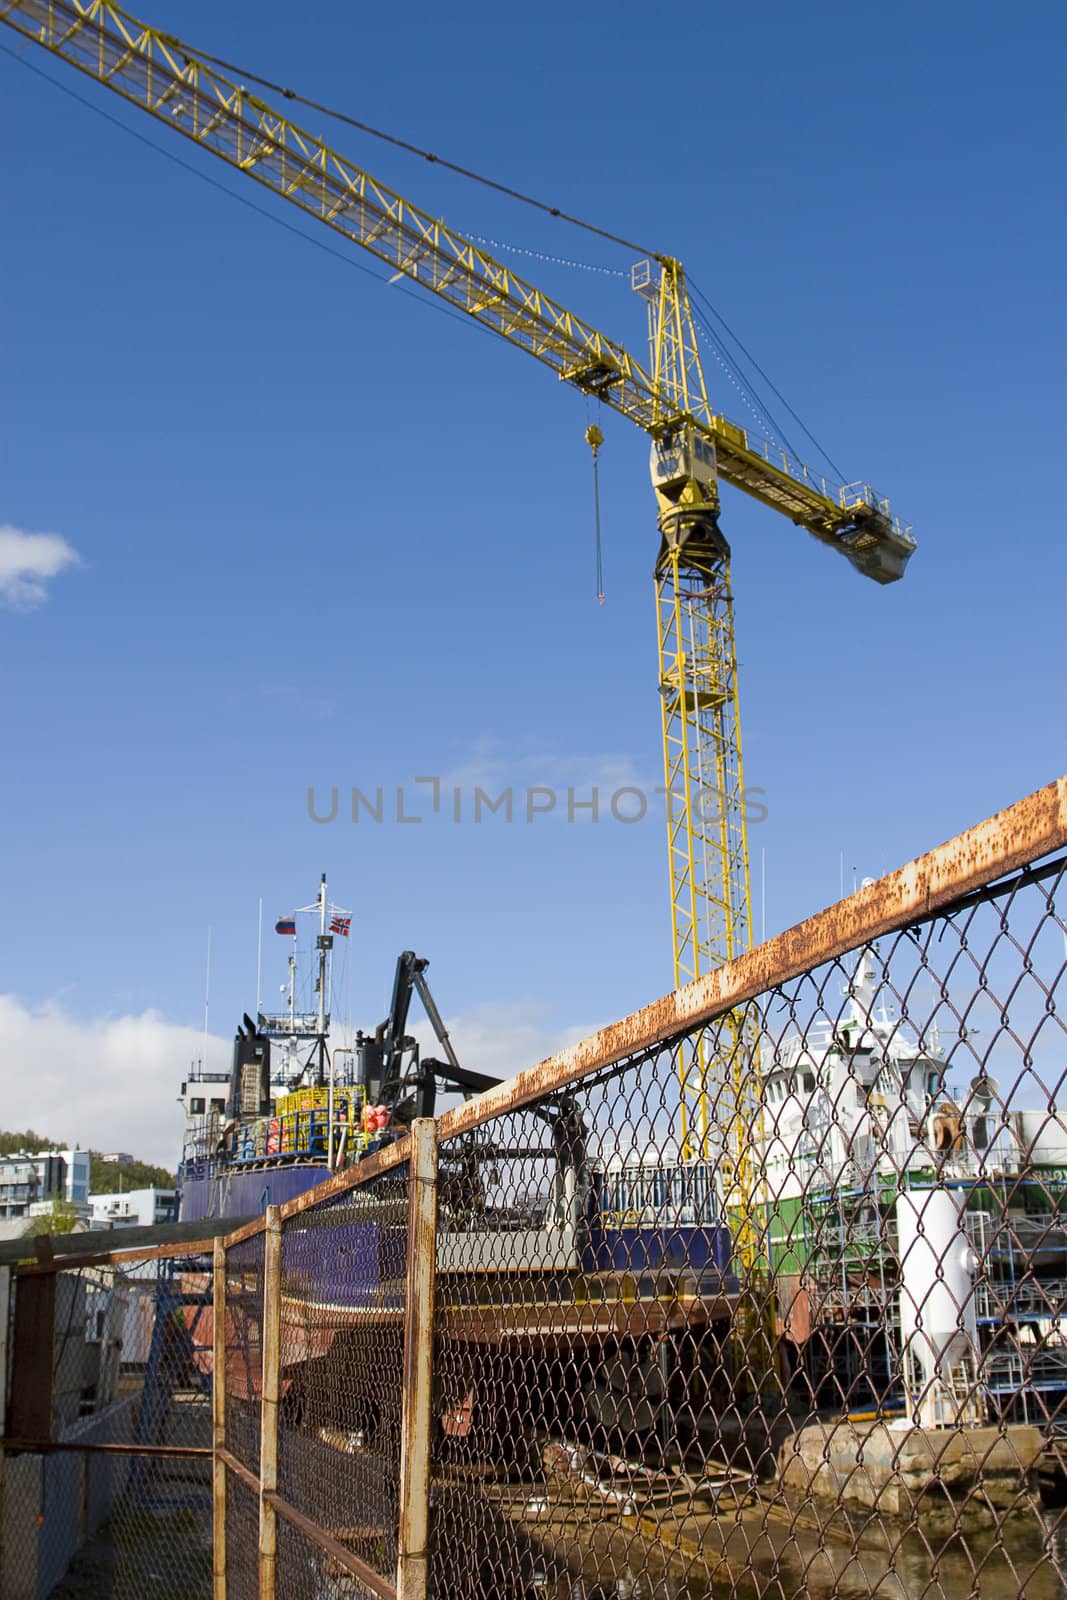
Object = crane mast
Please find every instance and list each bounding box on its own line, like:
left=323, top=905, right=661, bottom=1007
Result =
left=635, top=259, right=758, bottom=1238
left=1, top=0, right=916, bottom=1253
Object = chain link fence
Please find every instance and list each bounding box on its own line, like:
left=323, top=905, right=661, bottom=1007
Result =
left=212, top=781, right=1067, bottom=1599
left=276, top=1174, right=411, bottom=1596
left=0, top=1247, right=215, bottom=1599
left=3, top=779, right=1065, bottom=1597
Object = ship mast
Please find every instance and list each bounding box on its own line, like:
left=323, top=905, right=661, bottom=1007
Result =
left=258, top=877, right=343, bottom=1109
left=316, top=872, right=339, bottom=1167
left=315, top=872, right=330, bottom=1087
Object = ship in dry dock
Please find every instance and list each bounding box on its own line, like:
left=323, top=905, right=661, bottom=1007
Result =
left=760, top=942, right=1067, bottom=1428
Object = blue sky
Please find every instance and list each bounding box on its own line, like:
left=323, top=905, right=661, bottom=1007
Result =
left=0, top=0, right=1063, bottom=1161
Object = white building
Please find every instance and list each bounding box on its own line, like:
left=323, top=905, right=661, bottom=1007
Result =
left=89, top=1187, right=176, bottom=1229
left=0, top=1148, right=90, bottom=1218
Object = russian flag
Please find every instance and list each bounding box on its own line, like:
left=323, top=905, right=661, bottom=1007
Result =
left=275, top=918, right=297, bottom=936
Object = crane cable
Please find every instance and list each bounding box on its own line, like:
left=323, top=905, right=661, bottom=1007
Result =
left=0, top=39, right=518, bottom=350
left=150, top=27, right=662, bottom=263
left=4, top=16, right=842, bottom=490
left=197, top=27, right=845, bottom=482
left=585, top=423, right=606, bottom=604
left=688, top=277, right=847, bottom=485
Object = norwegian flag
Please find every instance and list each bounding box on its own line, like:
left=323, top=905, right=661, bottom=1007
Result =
left=329, top=915, right=351, bottom=938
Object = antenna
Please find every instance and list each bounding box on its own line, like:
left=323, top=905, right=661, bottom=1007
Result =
left=256, top=896, right=263, bottom=1016
left=202, top=927, right=212, bottom=1071
left=317, top=872, right=328, bottom=1054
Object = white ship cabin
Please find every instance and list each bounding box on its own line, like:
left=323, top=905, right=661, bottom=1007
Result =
left=759, top=945, right=1047, bottom=1198
left=179, top=1067, right=230, bottom=1164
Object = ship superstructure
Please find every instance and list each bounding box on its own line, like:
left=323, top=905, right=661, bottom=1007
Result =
left=763, top=945, right=1067, bottom=1425
left=178, top=875, right=370, bottom=1220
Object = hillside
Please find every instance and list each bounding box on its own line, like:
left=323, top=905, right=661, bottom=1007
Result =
left=0, top=1129, right=175, bottom=1190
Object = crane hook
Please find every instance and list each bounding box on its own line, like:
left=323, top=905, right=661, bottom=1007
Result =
left=585, top=424, right=605, bottom=605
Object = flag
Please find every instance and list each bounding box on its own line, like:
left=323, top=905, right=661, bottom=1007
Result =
left=330, top=915, right=351, bottom=937
left=275, top=918, right=296, bottom=936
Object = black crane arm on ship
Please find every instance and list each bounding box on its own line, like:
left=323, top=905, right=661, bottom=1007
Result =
left=361, top=953, right=585, bottom=1166
left=358, top=951, right=502, bottom=1124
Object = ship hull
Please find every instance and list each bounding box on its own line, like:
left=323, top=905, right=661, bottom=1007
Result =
left=180, top=1160, right=330, bottom=1223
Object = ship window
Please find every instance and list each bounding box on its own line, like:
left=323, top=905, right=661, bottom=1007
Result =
left=211, top=1098, right=225, bottom=1114
left=927, top=1072, right=941, bottom=1097
left=190, top=1097, right=205, bottom=1115
left=803, top=1072, right=815, bottom=1093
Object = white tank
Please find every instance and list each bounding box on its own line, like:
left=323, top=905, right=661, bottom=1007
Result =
left=895, top=1186, right=977, bottom=1393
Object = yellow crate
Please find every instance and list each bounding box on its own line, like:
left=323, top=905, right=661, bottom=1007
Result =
left=276, top=1085, right=363, bottom=1118
left=275, top=1090, right=316, bottom=1116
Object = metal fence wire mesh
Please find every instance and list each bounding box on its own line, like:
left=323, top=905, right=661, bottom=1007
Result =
left=223, top=1469, right=259, bottom=1600
left=223, top=1232, right=265, bottom=1478
left=1, top=1251, right=213, bottom=1600
left=277, top=1175, right=410, bottom=1589
left=206, top=842, right=1067, bottom=1599
left=424, top=854, right=1067, bottom=1599
left=4, top=795, right=1066, bottom=1600
left=274, top=1515, right=387, bottom=1600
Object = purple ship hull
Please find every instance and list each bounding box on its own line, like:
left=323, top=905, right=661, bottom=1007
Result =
left=179, top=1159, right=331, bottom=1223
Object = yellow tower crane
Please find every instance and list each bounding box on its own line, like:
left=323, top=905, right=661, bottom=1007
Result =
left=0, top=0, right=916, bottom=1257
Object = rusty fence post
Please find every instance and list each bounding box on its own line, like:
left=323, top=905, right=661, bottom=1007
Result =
left=0, top=1266, right=8, bottom=1435
left=396, top=1119, right=438, bottom=1600
left=212, top=1238, right=227, bottom=1600
left=8, top=1269, right=56, bottom=1442
left=0, top=1265, right=10, bottom=1597
left=258, top=1207, right=282, bottom=1600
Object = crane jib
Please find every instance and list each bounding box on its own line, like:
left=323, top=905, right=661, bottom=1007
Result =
left=0, top=0, right=914, bottom=582
left=3, top=0, right=920, bottom=1273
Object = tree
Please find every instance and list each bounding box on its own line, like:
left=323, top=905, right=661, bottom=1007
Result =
left=0, top=1131, right=176, bottom=1191
left=28, top=1199, right=78, bottom=1236
left=0, top=1129, right=63, bottom=1157
left=88, top=1153, right=176, bottom=1192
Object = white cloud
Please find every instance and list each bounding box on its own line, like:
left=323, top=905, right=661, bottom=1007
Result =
left=409, top=1001, right=598, bottom=1092
left=0, top=524, right=80, bottom=608
left=0, top=994, right=600, bottom=1174
left=0, top=995, right=228, bottom=1169
left=432, top=736, right=658, bottom=824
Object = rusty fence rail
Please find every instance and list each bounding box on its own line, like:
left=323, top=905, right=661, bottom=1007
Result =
left=209, top=777, right=1067, bottom=1600
left=3, top=776, right=1066, bottom=1598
